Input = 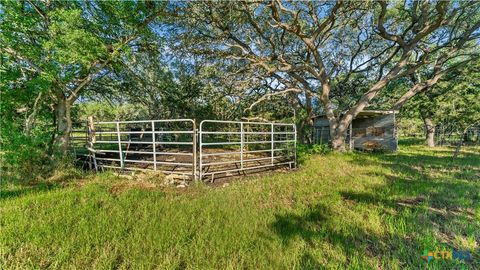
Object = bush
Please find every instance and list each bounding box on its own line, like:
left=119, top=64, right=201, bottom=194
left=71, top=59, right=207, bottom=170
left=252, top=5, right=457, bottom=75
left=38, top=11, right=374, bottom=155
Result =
left=0, top=123, right=54, bottom=183
left=297, top=143, right=331, bottom=164
left=0, top=122, right=80, bottom=184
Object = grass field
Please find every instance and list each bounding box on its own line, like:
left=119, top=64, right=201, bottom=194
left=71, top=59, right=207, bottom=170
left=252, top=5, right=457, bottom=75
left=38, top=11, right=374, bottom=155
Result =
left=1, top=140, right=479, bottom=269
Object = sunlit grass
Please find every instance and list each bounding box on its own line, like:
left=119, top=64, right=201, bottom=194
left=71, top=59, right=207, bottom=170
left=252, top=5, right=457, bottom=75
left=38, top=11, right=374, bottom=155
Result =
left=1, top=141, right=479, bottom=269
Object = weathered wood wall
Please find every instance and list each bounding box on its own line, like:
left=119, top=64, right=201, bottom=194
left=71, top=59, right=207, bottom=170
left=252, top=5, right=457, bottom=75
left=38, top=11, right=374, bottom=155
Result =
left=313, top=113, right=397, bottom=151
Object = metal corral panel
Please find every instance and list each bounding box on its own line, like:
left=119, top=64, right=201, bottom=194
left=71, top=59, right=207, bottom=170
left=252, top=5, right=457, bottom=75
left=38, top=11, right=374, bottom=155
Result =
left=199, top=120, right=296, bottom=181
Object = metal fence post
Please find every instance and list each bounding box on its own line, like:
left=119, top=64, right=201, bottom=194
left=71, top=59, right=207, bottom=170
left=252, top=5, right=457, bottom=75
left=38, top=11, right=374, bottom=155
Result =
left=294, top=124, right=297, bottom=168
left=240, top=122, right=244, bottom=169
left=271, top=123, right=274, bottom=165
left=151, top=121, right=157, bottom=171
left=116, top=122, right=124, bottom=169
left=87, top=116, right=98, bottom=172
left=193, top=121, right=197, bottom=181
left=199, top=122, right=203, bottom=181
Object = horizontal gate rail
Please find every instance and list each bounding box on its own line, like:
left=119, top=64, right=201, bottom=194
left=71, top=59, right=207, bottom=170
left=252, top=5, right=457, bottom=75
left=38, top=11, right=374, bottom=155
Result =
left=95, top=141, right=193, bottom=145
left=199, top=120, right=296, bottom=181
left=95, top=131, right=193, bottom=134
left=200, top=131, right=296, bottom=135
left=92, top=150, right=192, bottom=155
left=88, top=118, right=196, bottom=179
left=73, top=118, right=297, bottom=182
left=200, top=162, right=294, bottom=177
left=201, top=148, right=290, bottom=157
left=96, top=119, right=194, bottom=124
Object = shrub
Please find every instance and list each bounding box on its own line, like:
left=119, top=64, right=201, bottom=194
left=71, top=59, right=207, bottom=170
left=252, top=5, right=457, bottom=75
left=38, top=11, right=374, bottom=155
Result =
left=1, top=131, right=53, bottom=183
left=0, top=122, right=80, bottom=184
left=296, top=143, right=331, bottom=164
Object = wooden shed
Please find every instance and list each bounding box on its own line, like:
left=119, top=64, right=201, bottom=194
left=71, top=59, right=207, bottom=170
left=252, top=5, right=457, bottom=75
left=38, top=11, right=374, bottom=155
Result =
left=312, top=110, right=398, bottom=151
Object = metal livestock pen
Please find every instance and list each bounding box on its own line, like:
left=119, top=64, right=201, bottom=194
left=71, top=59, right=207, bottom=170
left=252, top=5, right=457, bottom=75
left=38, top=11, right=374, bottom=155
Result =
left=199, top=120, right=296, bottom=181
left=70, top=118, right=297, bottom=181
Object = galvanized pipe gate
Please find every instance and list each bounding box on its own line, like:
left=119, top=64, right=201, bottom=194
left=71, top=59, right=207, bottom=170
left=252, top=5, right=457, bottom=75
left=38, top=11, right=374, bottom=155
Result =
left=199, top=120, right=296, bottom=181
left=74, top=119, right=296, bottom=181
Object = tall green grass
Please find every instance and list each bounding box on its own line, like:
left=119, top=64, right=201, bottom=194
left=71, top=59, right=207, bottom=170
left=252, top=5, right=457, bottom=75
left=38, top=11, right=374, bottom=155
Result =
left=1, top=142, right=479, bottom=269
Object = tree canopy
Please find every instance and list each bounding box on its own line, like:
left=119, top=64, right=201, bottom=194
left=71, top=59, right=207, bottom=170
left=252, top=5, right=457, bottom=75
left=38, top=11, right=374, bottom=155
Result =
left=169, top=0, right=479, bottom=149
left=1, top=0, right=479, bottom=180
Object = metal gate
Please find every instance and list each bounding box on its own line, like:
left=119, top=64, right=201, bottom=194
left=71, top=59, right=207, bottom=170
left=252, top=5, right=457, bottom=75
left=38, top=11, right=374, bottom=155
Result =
left=73, top=118, right=296, bottom=181
left=84, top=119, right=196, bottom=179
left=199, top=120, right=296, bottom=181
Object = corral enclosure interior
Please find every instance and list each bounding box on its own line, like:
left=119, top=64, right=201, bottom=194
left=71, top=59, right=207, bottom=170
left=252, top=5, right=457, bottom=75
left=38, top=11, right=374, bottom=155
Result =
left=91, top=119, right=195, bottom=176
left=71, top=119, right=196, bottom=177
left=199, top=120, right=296, bottom=181
left=70, top=119, right=296, bottom=181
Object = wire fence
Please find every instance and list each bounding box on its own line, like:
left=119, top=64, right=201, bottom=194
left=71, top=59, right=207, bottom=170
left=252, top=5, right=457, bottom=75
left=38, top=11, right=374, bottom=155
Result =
left=434, top=126, right=480, bottom=146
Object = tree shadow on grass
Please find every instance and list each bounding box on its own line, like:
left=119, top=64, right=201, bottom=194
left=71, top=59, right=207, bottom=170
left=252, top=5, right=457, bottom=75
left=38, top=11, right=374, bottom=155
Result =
left=339, top=182, right=479, bottom=268
left=346, top=148, right=479, bottom=267
left=269, top=147, right=479, bottom=268
left=270, top=193, right=477, bottom=268
left=339, top=190, right=392, bottom=207
left=352, top=149, right=480, bottom=209
left=0, top=182, right=59, bottom=201
left=269, top=202, right=424, bottom=269
left=271, top=203, right=331, bottom=247
left=270, top=204, right=332, bottom=268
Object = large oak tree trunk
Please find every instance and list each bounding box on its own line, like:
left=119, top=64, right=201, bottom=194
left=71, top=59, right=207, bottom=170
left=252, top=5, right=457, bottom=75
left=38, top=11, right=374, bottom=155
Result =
left=53, top=93, right=72, bottom=154
left=304, top=91, right=314, bottom=144
left=423, top=117, right=435, bottom=147
left=318, top=83, right=348, bottom=152
left=330, top=123, right=349, bottom=152
left=331, top=133, right=346, bottom=152
left=453, top=128, right=469, bottom=158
